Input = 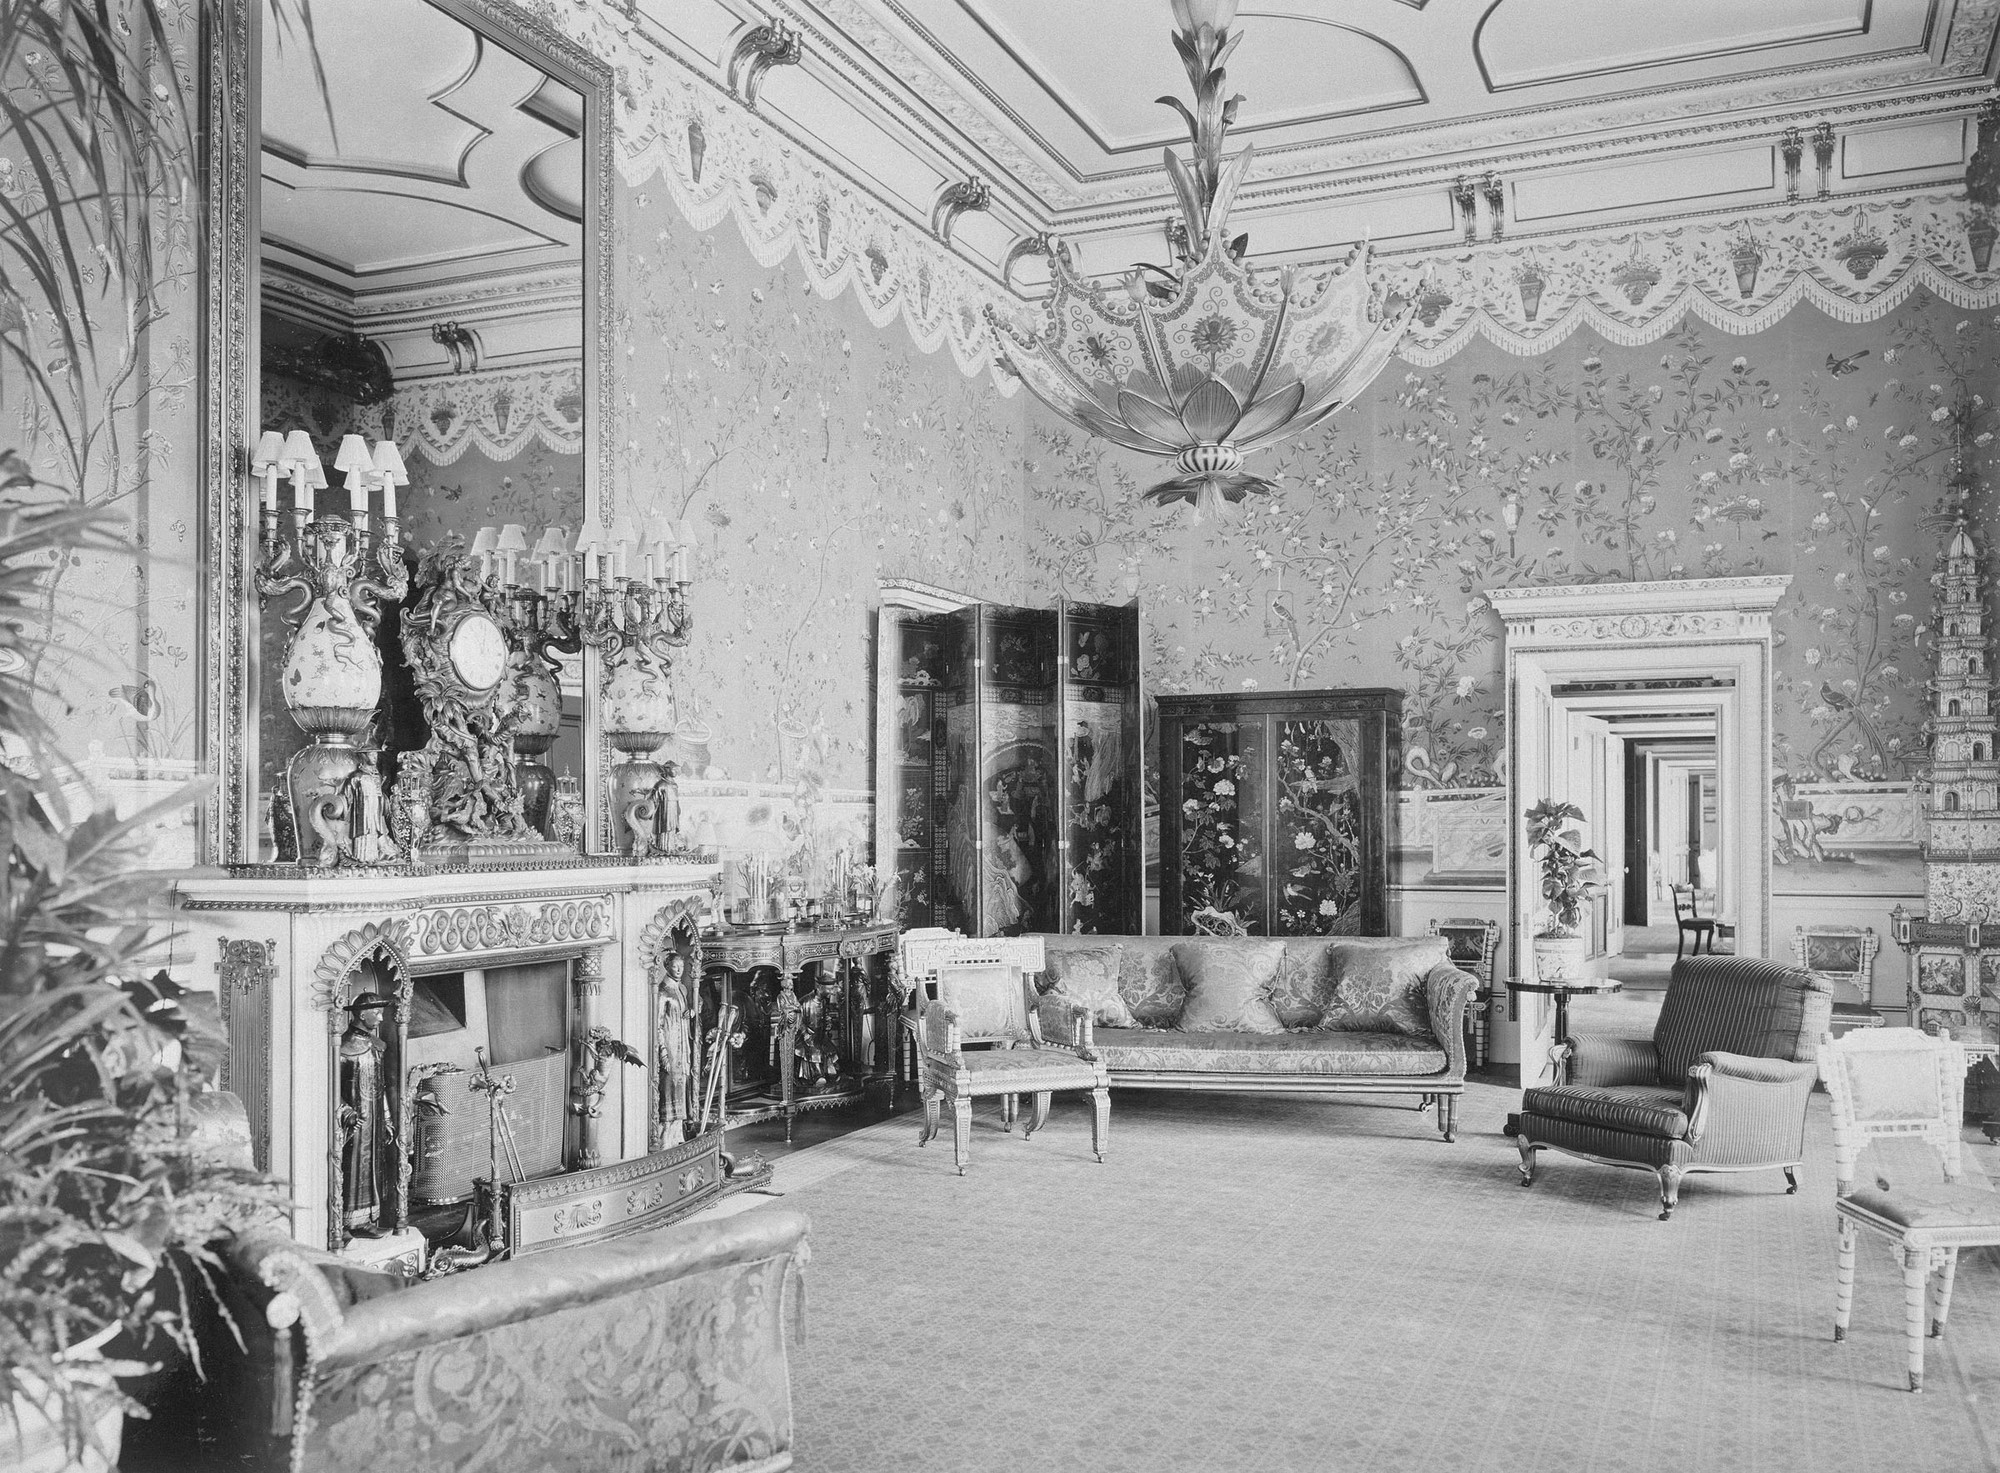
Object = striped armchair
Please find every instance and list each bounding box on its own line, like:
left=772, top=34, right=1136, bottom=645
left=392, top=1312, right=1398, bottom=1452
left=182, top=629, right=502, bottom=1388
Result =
left=1516, top=957, right=1834, bottom=1219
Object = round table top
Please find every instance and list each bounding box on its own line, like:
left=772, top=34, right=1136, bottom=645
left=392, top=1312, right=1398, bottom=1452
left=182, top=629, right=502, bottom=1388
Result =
left=1506, top=977, right=1624, bottom=996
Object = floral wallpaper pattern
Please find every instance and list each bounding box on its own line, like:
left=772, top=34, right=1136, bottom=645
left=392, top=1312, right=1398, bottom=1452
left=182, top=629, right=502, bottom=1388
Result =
left=1026, top=294, right=2000, bottom=836
left=612, top=189, right=1030, bottom=812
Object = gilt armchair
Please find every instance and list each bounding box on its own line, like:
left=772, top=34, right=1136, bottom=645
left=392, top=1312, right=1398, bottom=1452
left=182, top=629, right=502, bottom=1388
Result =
left=1819, top=1027, right=2000, bottom=1392
left=1517, top=956, right=1833, bottom=1219
left=916, top=962, right=1108, bottom=1175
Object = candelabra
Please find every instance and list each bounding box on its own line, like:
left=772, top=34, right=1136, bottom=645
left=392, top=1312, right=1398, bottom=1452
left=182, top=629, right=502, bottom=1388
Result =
left=256, top=471, right=408, bottom=865
left=577, top=567, right=693, bottom=856
left=498, top=584, right=581, bottom=836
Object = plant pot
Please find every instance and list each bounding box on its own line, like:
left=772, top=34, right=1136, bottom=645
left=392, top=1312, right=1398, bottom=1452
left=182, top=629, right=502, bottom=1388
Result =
left=1533, top=932, right=1590, bottom=983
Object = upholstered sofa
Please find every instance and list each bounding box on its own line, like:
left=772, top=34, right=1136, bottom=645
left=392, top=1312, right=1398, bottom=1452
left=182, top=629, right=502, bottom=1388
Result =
left=125, top=1206, right=811, bottom=1473
left=1032, top=933, right=1478, bottom=1141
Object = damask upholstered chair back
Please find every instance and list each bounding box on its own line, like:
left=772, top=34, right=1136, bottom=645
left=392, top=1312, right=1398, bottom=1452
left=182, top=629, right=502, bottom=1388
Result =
left=934, top=960, right=1036, bottom=1045
left=1817, top=1026, right=1967, bottom=1194
left=1651, top=956, right=1832, bottom=1085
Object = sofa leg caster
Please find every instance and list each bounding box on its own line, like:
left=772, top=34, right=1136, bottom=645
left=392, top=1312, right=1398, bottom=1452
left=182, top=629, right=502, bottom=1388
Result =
left=1833, top=1325, right=1846, bottom=1343
left=1784, top=1166, right=1799, bottom=1194
left=1516, top=1140, right=1538, bottom=1187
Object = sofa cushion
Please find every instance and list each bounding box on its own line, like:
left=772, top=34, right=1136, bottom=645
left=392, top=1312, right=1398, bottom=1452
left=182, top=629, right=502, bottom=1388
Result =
left=1171, top=940, right=1287, bottom=1034
left=1093, top=1028, right=1447, bottom=1076
left=1522, top=1084, right=1691, bottom=1141
left=1320, top=936, right=1446, bottom=1037
left=1046, top=944, right=1137, bottom=1029
left=1117, top=940, right=1186, bottom=1027
left=1268, top=939, right=1342, bottom=1028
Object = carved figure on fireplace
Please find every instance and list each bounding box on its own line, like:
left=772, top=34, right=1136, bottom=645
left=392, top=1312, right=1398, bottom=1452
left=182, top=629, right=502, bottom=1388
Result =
left=572, top=1026, right=645, bottom=1154
left=346, top=745, right=396, bottom=862
left=337, top=998, right=395, bottom=1235
left=655, top=950, right=691, bottom=1142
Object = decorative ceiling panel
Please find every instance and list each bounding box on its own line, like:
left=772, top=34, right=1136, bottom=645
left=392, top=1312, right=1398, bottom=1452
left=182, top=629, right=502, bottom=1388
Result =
left=792, top=0, right=1994, bottom=255
left=260, top=0, right=582, bottom=291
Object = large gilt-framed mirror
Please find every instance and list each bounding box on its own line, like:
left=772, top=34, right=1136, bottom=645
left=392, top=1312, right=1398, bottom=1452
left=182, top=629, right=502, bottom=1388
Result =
left=200, top=0, right=614, bottom=866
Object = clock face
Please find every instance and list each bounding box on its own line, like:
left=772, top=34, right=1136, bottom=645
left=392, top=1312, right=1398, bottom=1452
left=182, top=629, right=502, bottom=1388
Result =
left=447, top=613, right=509, bottom=693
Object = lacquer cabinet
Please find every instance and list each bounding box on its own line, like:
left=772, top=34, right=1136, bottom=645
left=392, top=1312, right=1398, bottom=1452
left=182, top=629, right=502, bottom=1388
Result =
left=1156, top=689, right=1400, bottom=937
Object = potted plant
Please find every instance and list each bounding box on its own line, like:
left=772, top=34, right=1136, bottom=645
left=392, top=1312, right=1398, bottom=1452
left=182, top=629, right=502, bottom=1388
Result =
left=0, top=505, right=284, bottom=1471
left=2, top=4, right=317, bottom=1460
left=1524, top=798, right=1605, bottom=982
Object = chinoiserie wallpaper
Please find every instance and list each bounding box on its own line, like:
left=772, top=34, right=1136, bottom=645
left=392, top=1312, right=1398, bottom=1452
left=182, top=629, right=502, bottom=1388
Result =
left=605, top=189, right=1032, bottom=878
left=1022, top=292, right=2000, bottom=905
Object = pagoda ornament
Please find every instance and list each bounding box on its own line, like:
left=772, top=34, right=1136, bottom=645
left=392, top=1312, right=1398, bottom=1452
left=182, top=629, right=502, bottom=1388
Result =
left=985, top=0, right=1411, bottom=522
left=1892, top=408, right=2000, bottom=1126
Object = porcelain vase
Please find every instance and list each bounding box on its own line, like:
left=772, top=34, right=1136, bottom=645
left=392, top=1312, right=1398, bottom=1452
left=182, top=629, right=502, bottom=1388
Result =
left=508, top=646, right=563, bottom=835
left=280, top=589, right=381, bottom=860
left=601, top=643, right=676, bottom=855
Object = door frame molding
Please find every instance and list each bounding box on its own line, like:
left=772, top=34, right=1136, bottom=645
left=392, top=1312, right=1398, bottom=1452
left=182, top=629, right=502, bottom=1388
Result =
left=1490, top=576, right=1789, bottom=1083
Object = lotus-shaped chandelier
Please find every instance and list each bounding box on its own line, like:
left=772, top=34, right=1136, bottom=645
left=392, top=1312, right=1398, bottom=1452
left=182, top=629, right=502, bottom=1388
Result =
left=988, top=0, right=1411, bottom=519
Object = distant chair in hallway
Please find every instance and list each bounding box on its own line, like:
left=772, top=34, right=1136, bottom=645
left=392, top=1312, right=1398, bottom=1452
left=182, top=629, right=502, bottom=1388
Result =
left=1791, top=925, right=1884, bottom=1036
left=1818, top=1027, right=2000, bottom=1392
left=1670, top=883, right=1717, bottom=957
left=1428, top=917, right=1501, bottom=1068
left=1517, top=956, right=1832, bottom=1219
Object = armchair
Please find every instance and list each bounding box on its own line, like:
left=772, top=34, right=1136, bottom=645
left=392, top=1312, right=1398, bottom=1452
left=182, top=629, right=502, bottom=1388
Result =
left=1517, top=956, right=1833, bottom=1219
left=916, top=963, right=1109, bottom=1175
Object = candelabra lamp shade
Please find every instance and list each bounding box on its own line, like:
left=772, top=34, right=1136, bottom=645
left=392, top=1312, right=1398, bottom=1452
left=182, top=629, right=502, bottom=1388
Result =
left=982, top=0, right=1409, bottom=521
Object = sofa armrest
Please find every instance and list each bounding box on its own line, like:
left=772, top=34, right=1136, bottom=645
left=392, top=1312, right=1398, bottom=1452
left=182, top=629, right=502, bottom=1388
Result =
left=1566, top=1034, right=1659, bottom=1089
left=1035, top=991, right=1094, bottom=1056
left=1422, top=963, right=1477, bottom=1079
left=321, top=1207, right=812, bottom=1370
left=1682, top=1054, right=1818, bottom=1158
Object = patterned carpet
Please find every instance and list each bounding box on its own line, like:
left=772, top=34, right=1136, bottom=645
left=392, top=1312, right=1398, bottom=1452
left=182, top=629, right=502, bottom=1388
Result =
left=760, top=1081, right=2000, bottom=1473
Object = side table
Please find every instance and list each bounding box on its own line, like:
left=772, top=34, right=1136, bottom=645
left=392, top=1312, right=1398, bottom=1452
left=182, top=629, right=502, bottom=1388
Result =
left=1507, top=977, right=1623, bottom=1085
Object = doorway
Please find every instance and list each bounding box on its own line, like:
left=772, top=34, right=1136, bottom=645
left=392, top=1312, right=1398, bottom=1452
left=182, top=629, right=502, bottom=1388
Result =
left=1489, top=576, right=1788, bottom=1086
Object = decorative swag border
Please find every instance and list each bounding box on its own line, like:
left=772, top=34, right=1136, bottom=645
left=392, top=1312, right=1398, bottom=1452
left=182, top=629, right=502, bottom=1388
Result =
left=528, top=5, right=2000, bottom=385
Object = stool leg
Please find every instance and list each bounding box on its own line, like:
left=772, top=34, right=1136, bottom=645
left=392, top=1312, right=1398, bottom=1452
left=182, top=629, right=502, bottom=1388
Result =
left=1903, top=1247, right=1928, bottom=1391
left=1931, top=1248, right=1957, bottom=1338
left=1001, top=1093, right=1017, bottom=1132
left=1023, top=1091, right=1051, bottom=1140
left=1834, top=1217, right=1855, bottom=1341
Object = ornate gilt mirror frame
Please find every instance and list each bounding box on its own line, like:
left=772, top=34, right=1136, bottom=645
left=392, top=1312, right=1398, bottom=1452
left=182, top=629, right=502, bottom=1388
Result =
left=198, top=0, right=615, bottom=866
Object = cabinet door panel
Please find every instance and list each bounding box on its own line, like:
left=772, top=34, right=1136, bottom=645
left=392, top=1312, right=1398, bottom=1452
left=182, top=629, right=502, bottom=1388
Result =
left=1272, top=716, right=1365, bottom=935
left=1175, top=718, right=1269, bottom=934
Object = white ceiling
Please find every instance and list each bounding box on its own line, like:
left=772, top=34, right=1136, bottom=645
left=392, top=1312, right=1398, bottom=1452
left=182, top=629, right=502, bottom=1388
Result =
left=831, top=0, right=1953, bottom=201
left=649, top=0, right=1997, bottom=287
left=261, top=0, right=582, bottom=293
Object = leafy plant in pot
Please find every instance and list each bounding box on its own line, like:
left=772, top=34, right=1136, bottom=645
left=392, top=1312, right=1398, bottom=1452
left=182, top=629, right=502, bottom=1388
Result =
left=0, top=507, right=285, bottom=1469
left=1524, top=799, right=1605, bottom=983
left=1, top=4, right=319, bottom=1465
